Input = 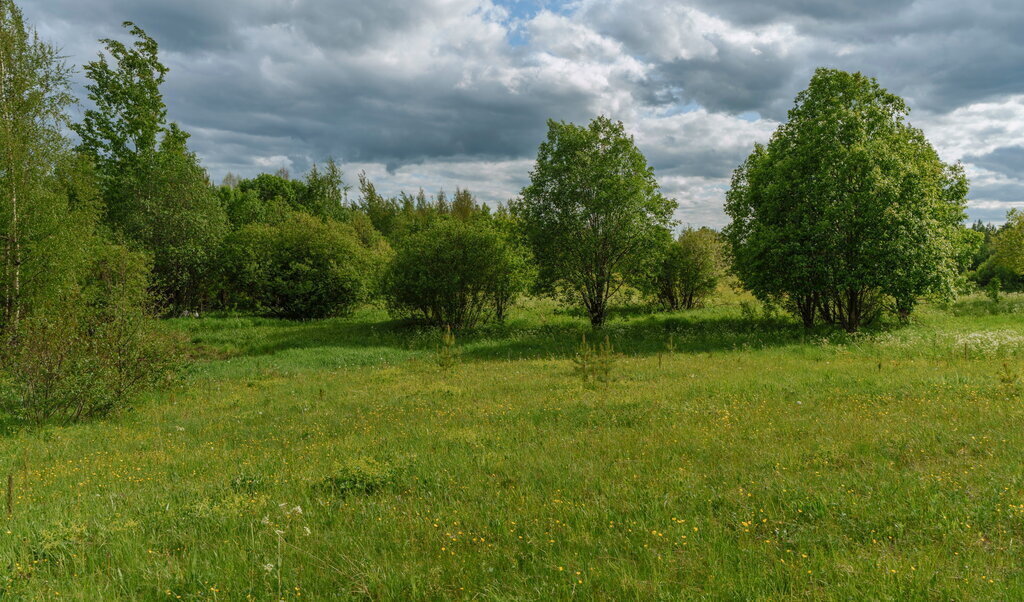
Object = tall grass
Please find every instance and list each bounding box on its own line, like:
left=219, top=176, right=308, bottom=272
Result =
left=2, top=294, right=1024, bottom=597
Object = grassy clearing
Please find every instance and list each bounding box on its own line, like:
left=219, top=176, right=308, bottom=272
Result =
left=3, top=295, right=1024, bottom=598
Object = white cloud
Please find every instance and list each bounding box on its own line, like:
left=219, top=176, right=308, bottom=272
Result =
left=917, top=95, right=1024, bottom=161
left=253, top=155, right=294, bottom=170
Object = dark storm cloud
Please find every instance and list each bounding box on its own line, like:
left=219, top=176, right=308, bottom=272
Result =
left=648, top=44, right=801, bottom=118
left=578, top=0, right=1024, bottom=118
left=966, top=147, right=1024, bottom=179
left=684, top=0, right=918, bottom=26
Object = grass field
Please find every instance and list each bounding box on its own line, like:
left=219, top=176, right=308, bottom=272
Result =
left=4, top=294, right=1024, bottom=599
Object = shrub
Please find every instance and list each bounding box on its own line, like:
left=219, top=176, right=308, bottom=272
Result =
left=987, top=277, right=1002, bottom=304
left=222, top=212, right=390, bottom=319
left=385, top=219, right=532, bottom=329
left=649, top=228, right=724, bottom=310
left=316, top=457, right=398, bottom=498
left=573, top=334, right=616, bottom=385
left=0, top=244, right=178, bottom=424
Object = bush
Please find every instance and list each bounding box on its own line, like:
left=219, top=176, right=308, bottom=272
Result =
left=222, top=212, right=390, bottom=319
left=649, top=228, right=724, bottom=310
left=385, top=219, right=532, bottom=329
left=0, top=244, right=178, bottom=424
left=316, top=457, right=398, bottom=498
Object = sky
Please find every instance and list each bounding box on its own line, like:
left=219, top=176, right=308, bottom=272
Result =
left=23, top=0, right=1024, bottom=226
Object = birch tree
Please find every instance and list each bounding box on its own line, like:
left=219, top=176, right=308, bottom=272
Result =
left=0, top=0, right=77, bottom=332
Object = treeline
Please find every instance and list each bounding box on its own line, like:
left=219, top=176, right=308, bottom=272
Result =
left=0, top=1, right=1013, bottom=422
left=967, top=218, right=1024, bottom=293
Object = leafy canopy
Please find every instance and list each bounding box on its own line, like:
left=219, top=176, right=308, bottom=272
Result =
left=73, top=23, right=229, bottom=312
left=515, top=116, right=675, bottom=327
left=724, top=68, right=975, bottom=331
left=385, top=218, right=532, bottom=329
left=646, top=227, right=725, bottom=311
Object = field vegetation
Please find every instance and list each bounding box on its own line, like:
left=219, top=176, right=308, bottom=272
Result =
left=4, top=1, right=1024, bottom=598
left=4, top=294, right=1024, bottom=598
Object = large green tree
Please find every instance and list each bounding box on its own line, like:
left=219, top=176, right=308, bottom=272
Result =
left=514, top=116, right=675, bottom=327
left=73, top=23, right=227, bottom=312
left=724, top=68, right=976, bottom=331
left=73, top=21, right=166, bottom=228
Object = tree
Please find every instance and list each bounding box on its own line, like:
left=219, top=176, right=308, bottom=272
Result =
left=724, top=68, right=975, bottom=331
left=0, top=3, right=173, bottom=423
left=0, top=0, right=80, bottom=331
left=385, top=219, right=532, bottom=329
left=648, top=227, right=725, bottom=311
left=300, top=159, right=349, bottom=221
left=992, top=209, right=1024, bottom=276
left=514, top=116, right=675, bottom=327
left=143, top=124, right=228, bottom=310
left=356, top=171, right=401, bottom=238
left=222, top=212, right=388, bottom=319
left=72, top=21, right=167, bottom=231
left=73, top=23, right=228, bottom=312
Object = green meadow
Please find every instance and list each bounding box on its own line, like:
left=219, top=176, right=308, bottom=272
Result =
left=4, top=294, right=1024, bottom=599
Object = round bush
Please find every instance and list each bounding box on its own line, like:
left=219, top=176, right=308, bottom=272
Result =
left=385, top=219, right=531, bottom=329
left=651, top=228, right=724, bottom=310
left=223, top=212, right=388, bottom=319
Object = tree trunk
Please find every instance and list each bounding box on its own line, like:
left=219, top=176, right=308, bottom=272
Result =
left=795, top=293, right=816, bottom=328
left=9, top=186, right=18, bottom=332
left=0, top=49, right=18, bottom=334
left=840, top=288, right=861, bottom=333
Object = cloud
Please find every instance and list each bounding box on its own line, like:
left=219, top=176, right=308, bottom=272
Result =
left=19, top=0, right=1024, bottom=225
left=965, top=146, right=1024, bottom=179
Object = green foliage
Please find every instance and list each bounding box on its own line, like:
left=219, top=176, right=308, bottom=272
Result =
left=72, top=21, right=167, bottom=225
left=997, top=361, right=1020, bottom=393
left=73, top=24, right=229, bottom=313
left=992, top=209, right=1024, bottom=276
left=515, top=116, right=676, bottom=327
left=973, top=255, right=1023, bottom=292
left=965, top=220, right=1024, bottom=291
left=572, top=333, right=616, bottom=385
left=316, top=457, right=398, bottom=498
left=0, top=244, right=177, bottom=424
left=230, top=160, right=350, bottom=224
left=354, top=172, right=495, bottom=243
left=0, top=0, right=78, bottom=330
left=725, top=69, right=976, bottom=332
left=434, top=325, right=459, bottom=372
left=141, top=125, right=228, bottom=311
left=987, top=277, right=1002, bottom=304
left=0, top=3, right=173, bottom=425
left=300, top=159, right=349, bottom=221
left=237, top=172, right=303, bottom=211
left=222, top=212, right=388, bottom=319
left=385, top=219, right=532, bottom=329
left=648, top=227, right=724, bottom=310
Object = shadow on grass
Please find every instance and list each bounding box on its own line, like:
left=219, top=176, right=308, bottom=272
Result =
left=178, top=307, right=893, bottom=364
